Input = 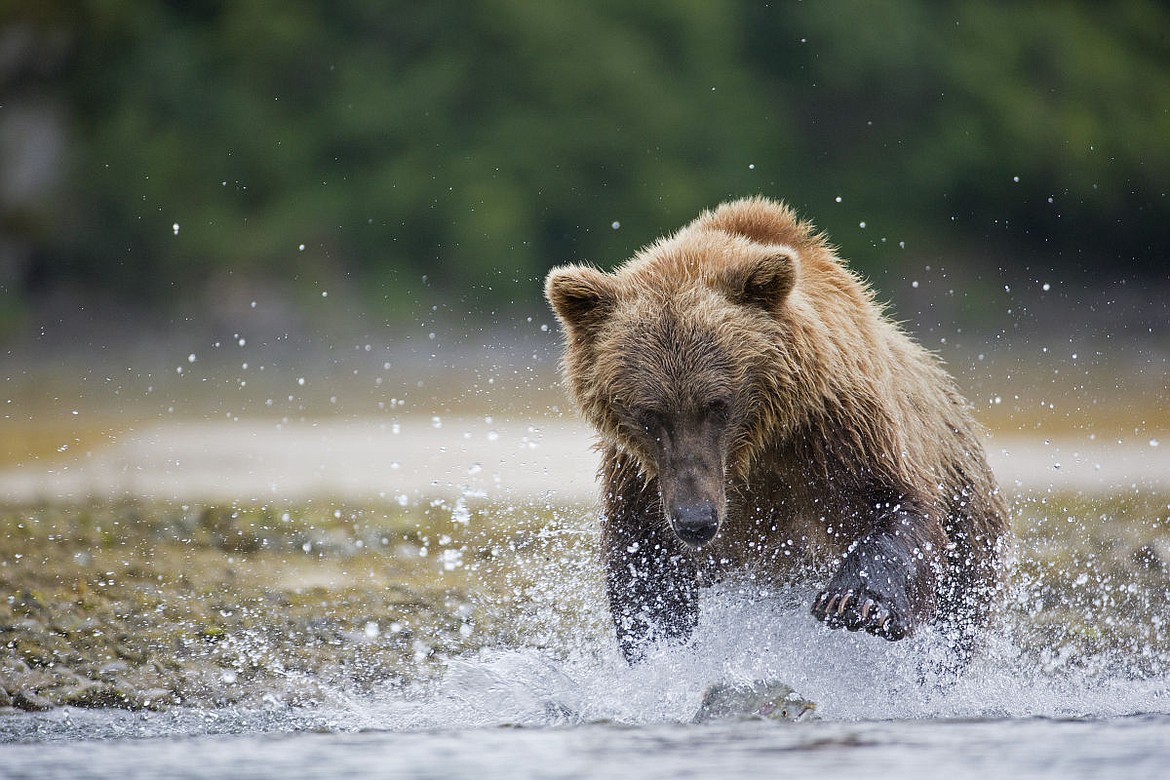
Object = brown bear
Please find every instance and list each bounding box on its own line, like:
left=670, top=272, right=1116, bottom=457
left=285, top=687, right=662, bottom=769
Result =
left=544, top=196, right=1007, bottom=664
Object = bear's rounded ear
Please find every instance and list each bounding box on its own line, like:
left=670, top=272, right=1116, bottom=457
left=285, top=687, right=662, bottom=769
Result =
left=545, top=264, right=617, bottom=338
left=727, top=248, right=797, bottom=311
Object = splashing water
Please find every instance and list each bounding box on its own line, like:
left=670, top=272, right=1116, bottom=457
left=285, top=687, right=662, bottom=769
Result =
left=337, top=588, right=1170, bottom=733
left=308, top=493, right=1170, bottom=730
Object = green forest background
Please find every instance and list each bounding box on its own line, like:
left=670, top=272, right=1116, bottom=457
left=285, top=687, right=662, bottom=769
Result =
left=2, top=0, right=1168, bottom=340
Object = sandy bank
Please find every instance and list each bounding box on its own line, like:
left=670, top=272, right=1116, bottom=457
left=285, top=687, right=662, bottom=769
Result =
left=1, top=416, right=1167, bottom=505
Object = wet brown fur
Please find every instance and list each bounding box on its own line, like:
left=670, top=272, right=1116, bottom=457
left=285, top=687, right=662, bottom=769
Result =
left=546, top=196, right=1008, bottom=659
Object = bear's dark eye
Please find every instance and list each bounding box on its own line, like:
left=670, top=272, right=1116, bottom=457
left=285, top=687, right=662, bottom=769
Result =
left=632, top=408, right=664, bottom=438
left=704, top=399, right=731, bottom=422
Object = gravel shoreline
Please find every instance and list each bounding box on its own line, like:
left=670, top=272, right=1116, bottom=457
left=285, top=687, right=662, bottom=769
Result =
left=1, top=500, right=600, bottom=714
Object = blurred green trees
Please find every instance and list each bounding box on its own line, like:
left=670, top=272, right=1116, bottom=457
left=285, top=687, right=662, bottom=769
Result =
left=2, top=0, right=1168, bottom=324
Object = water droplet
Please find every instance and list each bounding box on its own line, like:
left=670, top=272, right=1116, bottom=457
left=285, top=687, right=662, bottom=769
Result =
left=440, top=548, right=464, bottom=571
left=452, top=498, right=471, bottom=525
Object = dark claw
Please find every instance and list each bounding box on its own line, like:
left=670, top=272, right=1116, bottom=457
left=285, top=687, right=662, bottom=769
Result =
left=812, top=588, right=907, bottom=639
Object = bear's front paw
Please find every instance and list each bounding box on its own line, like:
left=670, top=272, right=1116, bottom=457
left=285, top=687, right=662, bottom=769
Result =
left=811, top=531, right=923, bottom=641
left=811, top=587, right=909, bottom=640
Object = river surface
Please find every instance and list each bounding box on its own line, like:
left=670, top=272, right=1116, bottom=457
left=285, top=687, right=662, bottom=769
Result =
left=4, top=710, right=1170, bottom=780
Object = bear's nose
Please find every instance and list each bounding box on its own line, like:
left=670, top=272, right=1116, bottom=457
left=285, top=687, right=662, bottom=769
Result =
left=671, top=503, right=719, bottom=548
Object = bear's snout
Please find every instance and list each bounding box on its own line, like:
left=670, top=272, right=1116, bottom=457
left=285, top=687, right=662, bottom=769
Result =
left=651, top=413, right=728, bottom=550
left=669, top=501, right=720, bottom=548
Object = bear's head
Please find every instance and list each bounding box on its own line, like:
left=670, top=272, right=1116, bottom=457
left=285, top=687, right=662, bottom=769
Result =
left=546, top=205, right=806, bottom=549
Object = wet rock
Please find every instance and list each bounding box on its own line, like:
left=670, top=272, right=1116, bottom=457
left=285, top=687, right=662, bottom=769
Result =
left=200, top=625, right=227, bottom=642
left=1131, top=543, right=1168, bottom=572
left=12, top=590, right=47, bottom=616
left=114, top=641, right=147, bottom=663
left=50, top=613, right=86, bottom=634
left=11, top=689, right=54, bottom=712
left=58, top=682, right=135, bottom=709
left=140, top=687, right=179, bottom=710
left=1, top=655, right=31, bottom=677
left=1, top=662, right=57, bottom=698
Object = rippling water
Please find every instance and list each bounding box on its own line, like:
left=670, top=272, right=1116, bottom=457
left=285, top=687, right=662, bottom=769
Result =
left=4, top=712, right=1170, bottom=780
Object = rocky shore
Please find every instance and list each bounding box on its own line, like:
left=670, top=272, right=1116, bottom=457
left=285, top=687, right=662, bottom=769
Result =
left=3, top=490, right=1168, bottom=713
left=1, top=500, right=599, bottom=713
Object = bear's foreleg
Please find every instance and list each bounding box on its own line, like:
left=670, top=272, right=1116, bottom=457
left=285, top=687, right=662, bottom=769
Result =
left=603, top=523, right=692, bottom=664
left=810, top=506, right=942, bottom=640
left=602, top=516, right=698, bottom=663
left=599, top=452, right=701, bottom=662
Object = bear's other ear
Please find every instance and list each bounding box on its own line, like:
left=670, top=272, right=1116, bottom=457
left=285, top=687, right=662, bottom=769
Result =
left=725, top=248, right=797, bottom=311
left=545, top=264, right=617, bottom=338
